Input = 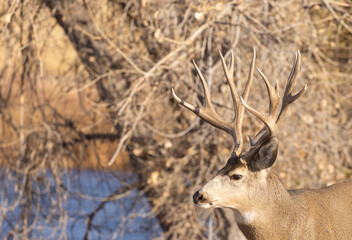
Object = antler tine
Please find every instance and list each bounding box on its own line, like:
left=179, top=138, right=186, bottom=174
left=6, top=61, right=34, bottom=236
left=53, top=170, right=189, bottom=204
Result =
left=241, top=51, right=306, bottom=152
left=276, top=50, right=307, bottom=126
left=219, top=50, right=240, bottom=114
left=256, top=68, right=280, bottom=116
left=171, top=88, right=198, bottom=113
left=191, top=60, right=216, bottom=113
left=242, top=48, right=256, bottom=102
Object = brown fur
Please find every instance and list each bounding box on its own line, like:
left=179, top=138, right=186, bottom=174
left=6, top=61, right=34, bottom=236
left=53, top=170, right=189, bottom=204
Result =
left=237, top=172, right=352, bottom=240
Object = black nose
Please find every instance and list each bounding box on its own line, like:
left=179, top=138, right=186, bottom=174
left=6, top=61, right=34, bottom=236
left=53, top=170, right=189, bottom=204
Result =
left=193, top=191, right=204, bottom=204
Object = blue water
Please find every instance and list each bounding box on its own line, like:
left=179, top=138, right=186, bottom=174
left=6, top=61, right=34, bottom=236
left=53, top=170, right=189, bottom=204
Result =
left=0, top=169, right=162, bottom=239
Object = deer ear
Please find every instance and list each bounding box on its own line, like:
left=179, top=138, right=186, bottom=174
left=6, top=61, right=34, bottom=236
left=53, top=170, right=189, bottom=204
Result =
left=253, top=137, right=279, bottom=170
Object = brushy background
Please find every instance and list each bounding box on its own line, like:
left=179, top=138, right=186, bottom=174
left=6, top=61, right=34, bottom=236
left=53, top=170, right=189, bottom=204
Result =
left=0, top=0, right=351, bottom=239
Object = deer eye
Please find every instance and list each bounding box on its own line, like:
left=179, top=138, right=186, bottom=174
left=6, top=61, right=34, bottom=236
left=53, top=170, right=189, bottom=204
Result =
left=229, top=174, right=243, bottom=181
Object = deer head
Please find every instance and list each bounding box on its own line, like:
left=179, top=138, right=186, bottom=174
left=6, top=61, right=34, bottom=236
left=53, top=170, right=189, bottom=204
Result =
left=172, top=49, right=306, bottom=214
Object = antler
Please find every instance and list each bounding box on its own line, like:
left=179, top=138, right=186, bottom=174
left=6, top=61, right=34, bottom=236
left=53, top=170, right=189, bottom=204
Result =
left=172, top=49, right=257, bottom=156
left=240, top=50, right=306, bottom=158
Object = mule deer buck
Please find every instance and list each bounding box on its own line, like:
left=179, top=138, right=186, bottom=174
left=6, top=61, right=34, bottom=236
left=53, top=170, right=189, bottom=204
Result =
left=172, top=49, right=352, bottom=239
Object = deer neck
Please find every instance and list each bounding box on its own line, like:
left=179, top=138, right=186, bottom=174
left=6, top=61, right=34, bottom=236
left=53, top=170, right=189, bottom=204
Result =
left=235, top=172, right=300, bottom=240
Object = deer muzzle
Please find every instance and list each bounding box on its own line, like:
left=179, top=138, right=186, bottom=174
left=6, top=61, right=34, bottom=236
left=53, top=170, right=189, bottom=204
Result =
left=193, top=191, right=207, bottom=204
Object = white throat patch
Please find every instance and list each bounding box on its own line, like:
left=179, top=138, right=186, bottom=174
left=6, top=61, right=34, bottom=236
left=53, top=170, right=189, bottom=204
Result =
left=234, top=210, right=257, bottom=224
